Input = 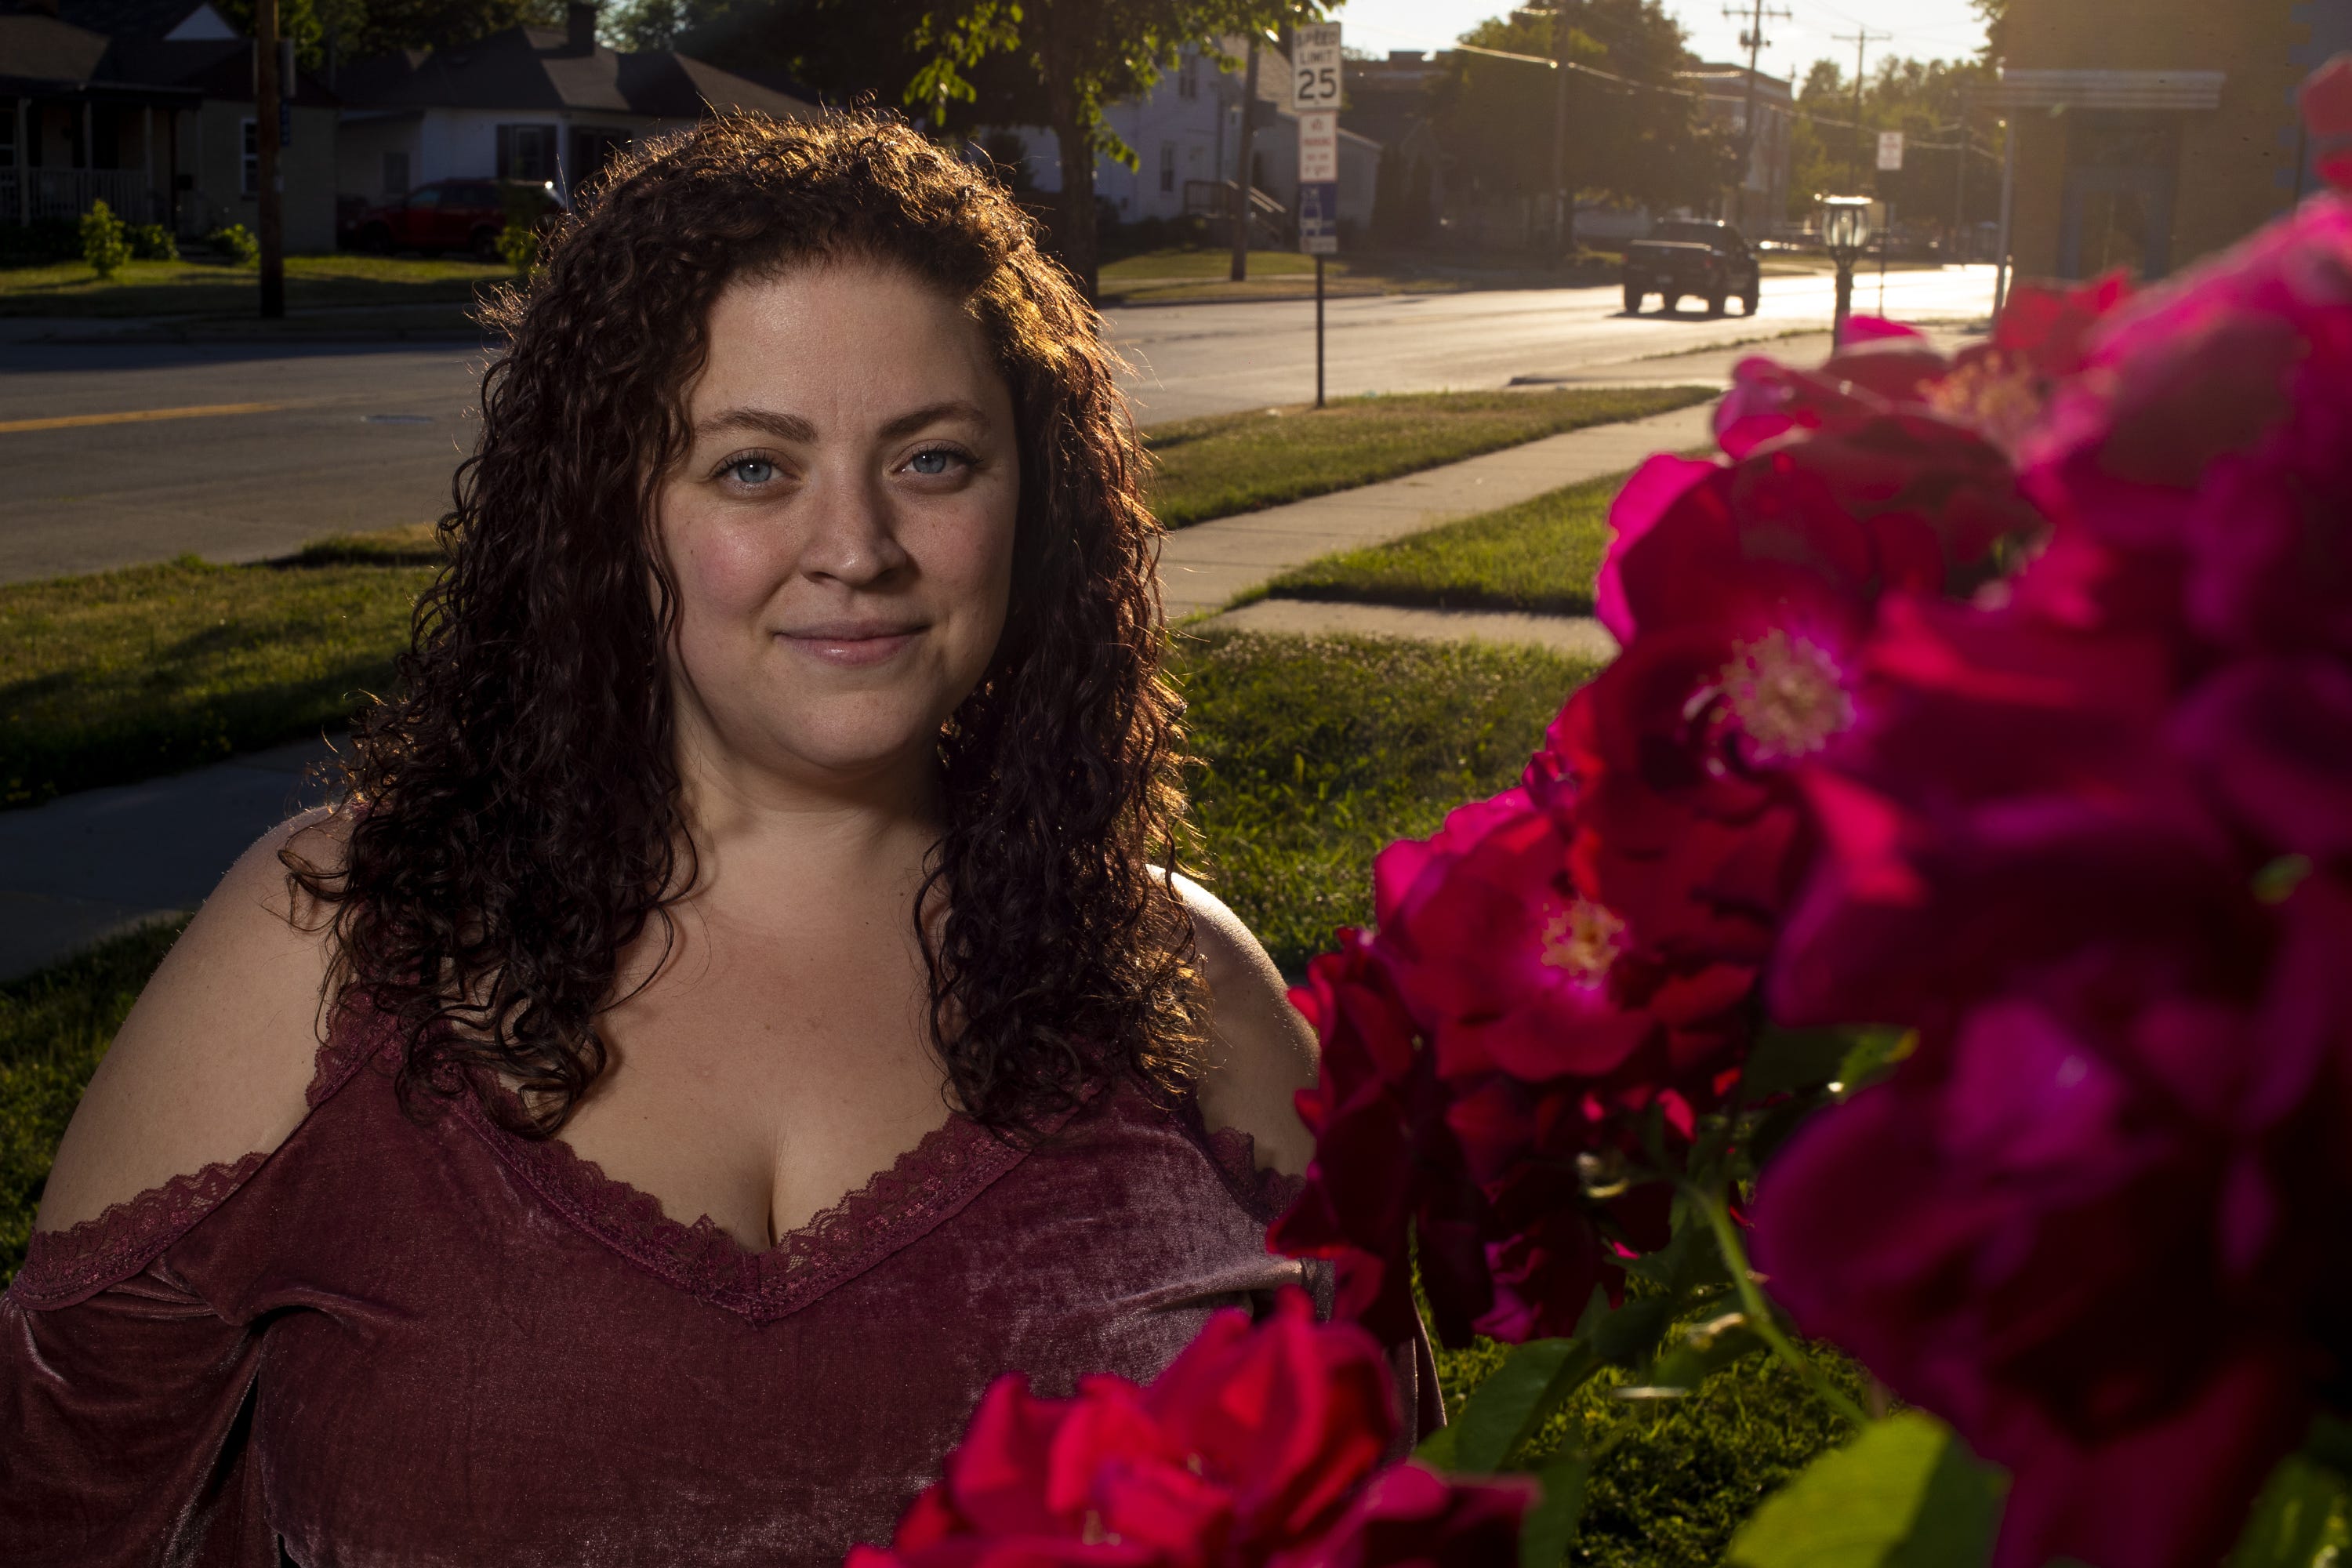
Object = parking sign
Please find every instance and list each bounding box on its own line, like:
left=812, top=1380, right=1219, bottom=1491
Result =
left=1298, top=111, right=1338, bottom=183
left=1877, top=131, right=1904, bottom=171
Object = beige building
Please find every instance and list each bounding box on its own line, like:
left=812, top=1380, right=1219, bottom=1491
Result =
left=1994, top=0, right=2352, bottom=281
left=2, top=0, right=340, bottom=250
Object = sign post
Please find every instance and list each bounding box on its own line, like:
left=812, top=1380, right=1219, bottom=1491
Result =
left=1294, top=22, right=1340, bottom=408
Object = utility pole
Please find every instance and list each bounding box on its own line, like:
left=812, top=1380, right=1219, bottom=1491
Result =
left=1552, top=0, right=1573, bottom=262
left=1954, top=89, right=1972, bottom=256
left=256, top=0, right=285, bottom=318
left=1229, top=34, right=1261, bottom=282
left=1832, top=27, right=1889, bottom=188
left=1724, top=0, right=1791, bottom=225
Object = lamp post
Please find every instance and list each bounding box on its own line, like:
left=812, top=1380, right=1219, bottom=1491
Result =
left=1819, top=194, right=1875, bottom=343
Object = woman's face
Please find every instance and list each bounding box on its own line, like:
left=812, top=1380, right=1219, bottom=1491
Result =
left=655, top=260, right=1020, bottom=802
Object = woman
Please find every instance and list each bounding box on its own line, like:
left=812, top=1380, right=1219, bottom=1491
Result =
left=3, top=117, right=1434, bottom=1565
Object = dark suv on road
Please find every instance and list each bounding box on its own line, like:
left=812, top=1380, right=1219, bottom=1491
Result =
left=1622, top=220, right=1762, bottom=318
left=339, top=179, right=566, bottom=260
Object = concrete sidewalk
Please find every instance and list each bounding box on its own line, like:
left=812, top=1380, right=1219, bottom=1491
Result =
left=0, top=402, right=1711, bottom=981
left=0, top=738, right=339, bottom=979
left=1160, top=401, right=1713, bottom=619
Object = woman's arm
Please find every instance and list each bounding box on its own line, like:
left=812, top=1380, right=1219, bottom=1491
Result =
left=1168, top=873, right=1319, bottom=1178
left=34, top=813, right=341, bottom=1237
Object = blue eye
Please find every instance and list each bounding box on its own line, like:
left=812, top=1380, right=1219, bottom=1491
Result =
left=727, top=458, right=777, bottom=485
left=907, top=448, right=965, bottom=477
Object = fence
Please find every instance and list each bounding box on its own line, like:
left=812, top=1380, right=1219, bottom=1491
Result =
left=0, top=169, right=169, bottom=226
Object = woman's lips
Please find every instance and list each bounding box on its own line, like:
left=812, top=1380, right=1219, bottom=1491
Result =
left=779, top=623, right=924, bottom=668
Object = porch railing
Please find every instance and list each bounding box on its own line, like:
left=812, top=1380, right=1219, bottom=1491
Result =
left=0, top=168, right=170, bottom=226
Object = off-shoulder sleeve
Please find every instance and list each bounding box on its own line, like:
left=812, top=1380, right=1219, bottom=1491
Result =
left=2, top=1246, right=274, bottom=1566
left=0, top=1014, right=387, bottom=1566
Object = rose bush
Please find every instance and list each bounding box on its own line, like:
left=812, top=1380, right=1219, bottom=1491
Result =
left=862, top=61, right=2352, bottom=1568
left=847, top=1290, right=1530, bottom=1566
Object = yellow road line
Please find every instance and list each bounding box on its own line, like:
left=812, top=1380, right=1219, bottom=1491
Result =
left=0, top=401, right=284, bottom=435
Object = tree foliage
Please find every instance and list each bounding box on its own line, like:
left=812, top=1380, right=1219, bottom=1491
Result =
left=1427, top=2, right=1733, bottom=220
left=1785, top=53, right=2001, bottom=238
left=1973, top=0, right=2008, bottom=64
left=213, top=0, right=564, bottom=66
left=905, top=0, right=1323, bottom=302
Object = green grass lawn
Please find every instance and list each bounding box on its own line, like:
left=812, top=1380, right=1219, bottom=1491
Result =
left=1102, top=248, right=1323, bottom=281
left=0, top=544, right=437, bottom=809
left=1144, top=387, right=1710, bottom=531
left=0, top=254, right=510, bottom=318
left=0, top=920, right=183, bottom=1279
left=1265, top=469, right=1631, bottom=616
left=0, top=629, right=1849, bottom=1565
left=1181, top=629, right=1599, bottom=975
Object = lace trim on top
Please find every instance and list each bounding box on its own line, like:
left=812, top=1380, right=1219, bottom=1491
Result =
left=1165, top=1092, right=1307, bottom=1226
left=456, top=1077, right=1098, bottom=1326
left=10, top=1006, right=398, bottom=1310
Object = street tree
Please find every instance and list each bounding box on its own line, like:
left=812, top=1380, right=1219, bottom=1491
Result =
left=1428, top=2, right=1733, bottom=245
left=906, top=0, right=1331, bottom=303
left=215, top=0, right=561, bottom=64
left=1786, top=53, right=2000, bottom=243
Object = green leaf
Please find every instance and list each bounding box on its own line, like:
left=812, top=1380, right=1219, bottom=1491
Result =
left=1414, top=1422, right=1461, bottom=1470
left=1740, top=1027, right=1853, bottom=1101
left=1448, top=1336, right=1599, bottom=1473
left=1519, top=1452, right=1592, bottom=1568
left=2227, top=1455, right=2348, bottom=1568
left=1835, top=1028, right=1918, bottom=1098
left=1642, top=1310, right=1768, bottom=1392
left=1589, top=1292, right=1681, bottom=1369
left=1727, top=1411, right=2003, bottom=1568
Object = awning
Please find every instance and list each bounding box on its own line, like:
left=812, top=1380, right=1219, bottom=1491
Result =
left=1984, top=69, right=2226, bottom=112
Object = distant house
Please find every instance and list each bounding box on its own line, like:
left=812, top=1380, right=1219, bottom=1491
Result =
left=332, top=3, right=820, bottom=212
left=1, top=0, right=340, bottom=247
left=1011, top=39, right=1381, bottom=241
left=1680, top=62, right=1794, bottom=237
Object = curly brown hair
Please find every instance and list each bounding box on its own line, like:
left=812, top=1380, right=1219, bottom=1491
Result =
left=289, top=112, right=1200, bottom=1140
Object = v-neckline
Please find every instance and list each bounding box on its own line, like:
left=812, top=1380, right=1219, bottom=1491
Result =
left=458, top=1076, right=1052, bottom=1324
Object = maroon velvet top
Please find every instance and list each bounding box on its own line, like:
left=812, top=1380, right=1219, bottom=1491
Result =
left=2, top=1007, right=1438, bottom=1567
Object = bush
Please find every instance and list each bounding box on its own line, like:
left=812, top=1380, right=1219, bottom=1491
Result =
left=495, top=223, right=539, bottom=276
left=127, top=223, right=178, bottom=262
left=78, top=200, right=130, bottom=279
left=206, top=223, right=259, bottom=264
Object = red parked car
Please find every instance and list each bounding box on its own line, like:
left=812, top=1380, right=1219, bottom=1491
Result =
left=339, top=178, right=566, bottom=260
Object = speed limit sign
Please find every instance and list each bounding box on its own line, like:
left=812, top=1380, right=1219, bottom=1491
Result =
left=1293, top=23, right=1341, bottom=111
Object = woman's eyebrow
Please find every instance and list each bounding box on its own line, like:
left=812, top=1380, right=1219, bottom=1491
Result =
left=878, top=400, right=989, bottom=441
left=698, top=407, right=818, bottom=444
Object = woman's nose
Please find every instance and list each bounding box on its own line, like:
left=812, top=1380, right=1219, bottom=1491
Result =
left=799, top=467, right=913, bottom=587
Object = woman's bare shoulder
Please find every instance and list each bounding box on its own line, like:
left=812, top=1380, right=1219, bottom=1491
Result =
left=1164, top=872, right=1318, bottom=1178
left=34, top=809, right=350, bottom=1235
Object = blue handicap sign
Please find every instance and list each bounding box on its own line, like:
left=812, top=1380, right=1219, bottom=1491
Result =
left=1298, top=179, right=1338, bottom=255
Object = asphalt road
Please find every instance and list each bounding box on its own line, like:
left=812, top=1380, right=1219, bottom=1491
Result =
left=0, top=265, right=1997, bottom=584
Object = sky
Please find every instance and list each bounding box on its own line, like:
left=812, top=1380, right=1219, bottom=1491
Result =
left=1334, top=0, right=1992, bottom=85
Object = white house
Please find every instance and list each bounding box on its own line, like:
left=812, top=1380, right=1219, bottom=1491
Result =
left=1013, top=41, right=1381, bottom=239
left=332, top=2, right=818, bottom=209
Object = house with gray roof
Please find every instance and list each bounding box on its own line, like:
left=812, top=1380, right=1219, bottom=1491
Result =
left=333, top=2, right=820, bottom=214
